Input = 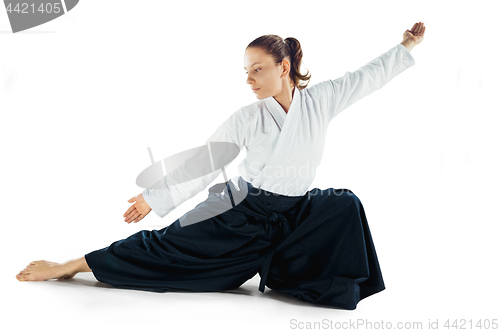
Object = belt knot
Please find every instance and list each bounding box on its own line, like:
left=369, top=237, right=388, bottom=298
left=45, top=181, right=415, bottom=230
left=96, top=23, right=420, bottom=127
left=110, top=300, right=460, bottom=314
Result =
left=268, top=212, right=279, bottom=222
left=259, top=211, right=292, bottom=293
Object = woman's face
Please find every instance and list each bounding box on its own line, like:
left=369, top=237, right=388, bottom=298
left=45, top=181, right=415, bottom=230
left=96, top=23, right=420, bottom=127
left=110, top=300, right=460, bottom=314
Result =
left=244, top=47, right=289, bottom=99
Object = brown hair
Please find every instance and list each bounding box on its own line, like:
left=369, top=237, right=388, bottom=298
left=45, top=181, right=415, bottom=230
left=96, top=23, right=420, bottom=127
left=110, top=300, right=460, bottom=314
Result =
left=246, top=34, right=311, bottom=90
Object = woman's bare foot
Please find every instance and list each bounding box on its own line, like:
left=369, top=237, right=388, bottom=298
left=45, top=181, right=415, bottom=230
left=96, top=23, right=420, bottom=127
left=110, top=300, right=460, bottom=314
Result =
left=16, top=257, right=91, bottom=282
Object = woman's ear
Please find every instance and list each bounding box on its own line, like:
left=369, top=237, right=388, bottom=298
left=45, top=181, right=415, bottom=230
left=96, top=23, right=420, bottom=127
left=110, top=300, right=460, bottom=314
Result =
left=279, top=59, right=291, bottom=78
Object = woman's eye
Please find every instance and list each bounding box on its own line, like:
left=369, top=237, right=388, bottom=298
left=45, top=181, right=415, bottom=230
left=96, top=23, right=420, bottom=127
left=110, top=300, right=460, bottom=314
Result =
left=245, top=69, right=260, bottom=74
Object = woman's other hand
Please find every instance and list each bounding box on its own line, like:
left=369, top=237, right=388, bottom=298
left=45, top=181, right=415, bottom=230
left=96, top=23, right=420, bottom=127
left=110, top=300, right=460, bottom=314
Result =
left=123, top=193, right=152, bottom=223
left=403, top=21, right=425, bottom=47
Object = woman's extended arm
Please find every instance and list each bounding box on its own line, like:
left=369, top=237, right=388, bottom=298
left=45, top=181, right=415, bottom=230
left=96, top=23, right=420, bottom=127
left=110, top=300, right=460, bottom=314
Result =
left=317, top=22, right=426, bottom=121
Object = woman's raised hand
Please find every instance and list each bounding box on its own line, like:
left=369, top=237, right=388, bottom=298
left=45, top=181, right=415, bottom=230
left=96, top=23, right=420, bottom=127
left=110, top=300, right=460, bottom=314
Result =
left=123, top=193, right=152, bottom=223
left=403, top=21, right=425, bottom=46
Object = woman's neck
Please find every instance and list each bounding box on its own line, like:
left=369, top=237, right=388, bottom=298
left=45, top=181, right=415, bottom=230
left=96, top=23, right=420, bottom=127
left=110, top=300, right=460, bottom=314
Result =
left=273, top=85, right=295, bottom=114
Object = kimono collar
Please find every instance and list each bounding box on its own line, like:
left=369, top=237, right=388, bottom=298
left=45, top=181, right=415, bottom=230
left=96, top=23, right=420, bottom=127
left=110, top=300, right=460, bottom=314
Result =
left=264, top=87, right=300, bottom=128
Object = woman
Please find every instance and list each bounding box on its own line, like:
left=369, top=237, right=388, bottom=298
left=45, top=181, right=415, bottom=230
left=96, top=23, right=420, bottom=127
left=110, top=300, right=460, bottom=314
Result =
left=16, top=22, right=426, bottom=310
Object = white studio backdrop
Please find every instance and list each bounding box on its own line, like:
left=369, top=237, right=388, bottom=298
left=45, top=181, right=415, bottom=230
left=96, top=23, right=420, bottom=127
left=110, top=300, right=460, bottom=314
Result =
left=1, top=0, right=499, bottom=332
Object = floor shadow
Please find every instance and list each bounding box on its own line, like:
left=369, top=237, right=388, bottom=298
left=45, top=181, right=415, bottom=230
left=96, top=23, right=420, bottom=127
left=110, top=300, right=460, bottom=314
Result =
left=259, top=288, right=346, bottom=310
left=42, top=275, right=345, bottom=309
left=44, top=275, right=255, bottom=296
left=218, top=285, right=254, bottom=296
left=44, top=276, right=114, bottom=289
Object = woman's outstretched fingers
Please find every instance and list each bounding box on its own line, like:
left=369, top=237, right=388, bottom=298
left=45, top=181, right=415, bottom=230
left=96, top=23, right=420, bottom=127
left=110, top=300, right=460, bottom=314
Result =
left=125, top=210, right=139, bottom=223
left=123, top=204, right=135, bottom=218
left=131, top=212, right=141, bottom=223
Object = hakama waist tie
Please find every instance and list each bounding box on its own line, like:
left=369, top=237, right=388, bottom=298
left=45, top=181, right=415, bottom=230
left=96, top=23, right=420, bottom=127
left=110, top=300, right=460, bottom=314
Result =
left=229, top=178, right=302, bottom=294
left=210, top=179, right=298, bottom=293
left=258, top=211, right=293, bottom=293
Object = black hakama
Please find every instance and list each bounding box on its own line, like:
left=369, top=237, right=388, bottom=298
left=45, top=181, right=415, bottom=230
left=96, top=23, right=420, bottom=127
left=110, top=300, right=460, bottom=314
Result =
left=84, top=176, right=385, bottom=310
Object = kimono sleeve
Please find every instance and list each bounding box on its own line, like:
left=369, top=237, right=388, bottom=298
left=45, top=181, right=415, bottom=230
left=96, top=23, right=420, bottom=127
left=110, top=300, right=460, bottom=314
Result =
left=142, top=108, right=246, bottom=218
left=325, top=43, right=415, bottom=121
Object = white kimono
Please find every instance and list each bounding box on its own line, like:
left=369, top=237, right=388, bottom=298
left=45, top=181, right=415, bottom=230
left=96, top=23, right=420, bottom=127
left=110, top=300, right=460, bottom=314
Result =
left=143, top=43, right=415, bottom=218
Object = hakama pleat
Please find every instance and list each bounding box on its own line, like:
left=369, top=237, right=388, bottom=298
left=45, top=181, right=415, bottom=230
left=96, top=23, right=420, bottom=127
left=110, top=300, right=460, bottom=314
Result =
left=84, top=176, right=384, bottom=310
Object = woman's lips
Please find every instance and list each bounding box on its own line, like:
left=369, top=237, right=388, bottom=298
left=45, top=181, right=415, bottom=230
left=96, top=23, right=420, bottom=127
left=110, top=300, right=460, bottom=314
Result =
left=253, top=88, right=260, bottom=92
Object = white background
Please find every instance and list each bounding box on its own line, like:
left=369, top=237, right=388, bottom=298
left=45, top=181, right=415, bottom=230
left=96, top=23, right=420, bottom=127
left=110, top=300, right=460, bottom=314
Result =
left=1, top=0, right=499, bottom=332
